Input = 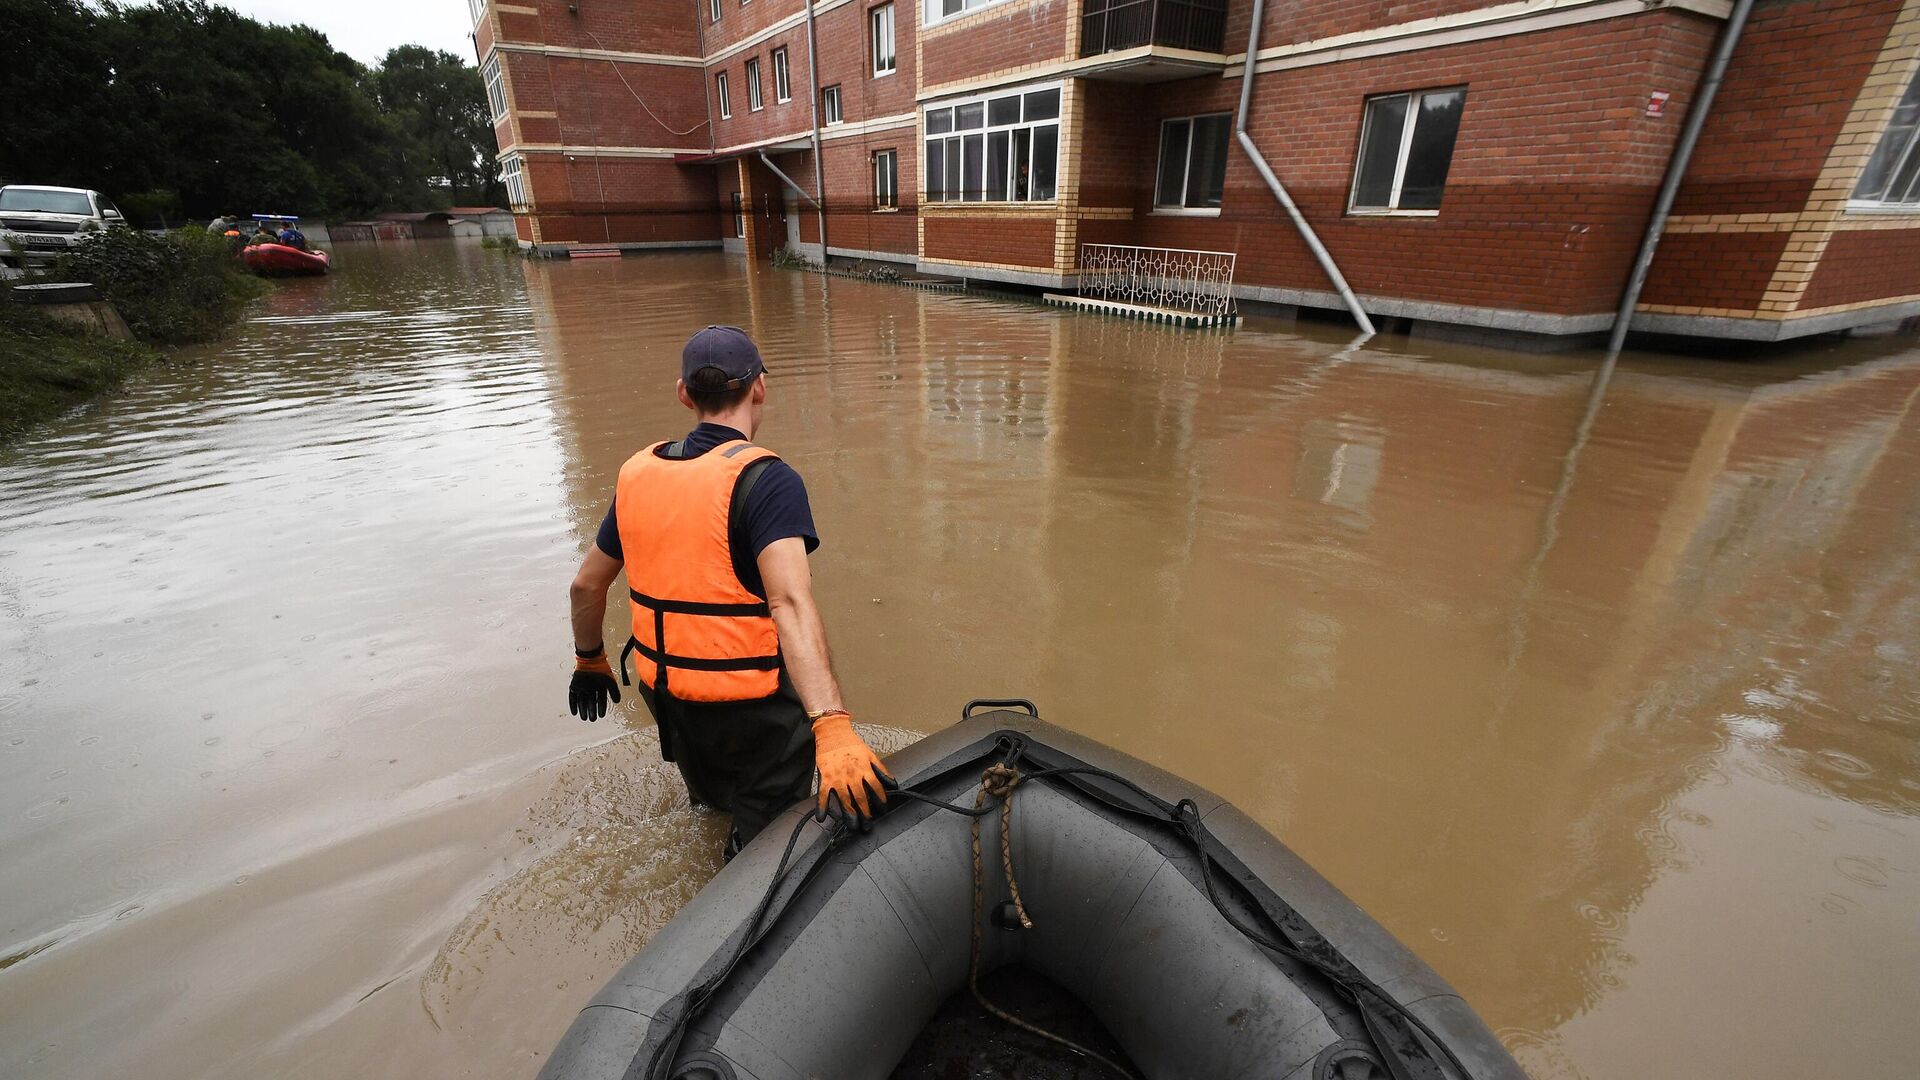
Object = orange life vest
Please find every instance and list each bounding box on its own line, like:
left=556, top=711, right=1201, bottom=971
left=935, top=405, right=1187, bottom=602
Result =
left=614, top=439, right=783, bottom=703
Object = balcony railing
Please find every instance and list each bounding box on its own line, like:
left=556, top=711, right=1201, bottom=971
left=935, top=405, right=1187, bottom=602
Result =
left=1078, top=244, right=1237, bottom=317
left=1080, top=0, right=1227, bottom=57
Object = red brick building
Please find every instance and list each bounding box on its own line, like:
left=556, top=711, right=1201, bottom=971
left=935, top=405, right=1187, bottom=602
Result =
left=469, top=0, right=1920, bottom=344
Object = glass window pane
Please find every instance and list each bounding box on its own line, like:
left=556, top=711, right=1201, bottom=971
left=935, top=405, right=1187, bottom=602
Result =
left=1032, top=124, right=1058, bottom=200
left=1023, top=89, right=1060, bottom=122
left=1187, top=114, right=1230, bottom=208
left=1856, top=72, right=1920, bottom=201
left=962, top=133, right=984, bottom=200
left=988, top=95, right=1020, bottom=126
left=942, top=0, right=962, bottom=16
left=1886, top=135, right=1920, bottom=204
left=944, top=136, right=962, bottom=198
left=1398, top=89, right=1465, bottom=210
left=986, top=130, right=1011, bottom=200
left=1352, top=94, right=1407, bottom=209
left=926, top=108, right=953, bottom=135
left=1012, top=128, right=1032, bottom=201
left=926, top=140, right=945, bottom=201
left=956, top=102, right=984, bottom=130
left=1155, top=119, right=1190, bottom=207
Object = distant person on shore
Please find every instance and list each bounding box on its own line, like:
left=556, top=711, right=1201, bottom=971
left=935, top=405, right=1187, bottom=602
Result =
left=564, top=326, right=891, bottom=861
left=277, top=220, right=308, bottom=251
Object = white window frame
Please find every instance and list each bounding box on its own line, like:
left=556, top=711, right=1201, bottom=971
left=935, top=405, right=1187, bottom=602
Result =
left=746, top=57, right=764, bottom=111
left=1348, top=86, right=1466, bottom=217
left=1850, top=64, right=1920, bottom=212
left=1152, top=112, right=1230, bottom=216
left=921, top=81, right=1062, bottom=204
left=773, top=47, right=791, bottom=103
left=716, top=72, right=732, bottom=119
left=822, top=84, right=843, bottom=125
left=710, top=0, right=722, bottom=22
left=483, top=55, right=507, bottom=121
left=871, top=4, right=896, bottom=78
left=501, top=154, right=527, bottom=207
left=874, top=149, right=898, bottom=209
left=923, top=0, right=1010, bottom=30
left=468, top=0, right=487, bottom=27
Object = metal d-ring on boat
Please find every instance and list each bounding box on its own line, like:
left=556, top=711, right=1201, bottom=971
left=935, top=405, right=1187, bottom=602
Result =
left=538, top=703, right=1528, bottom=1080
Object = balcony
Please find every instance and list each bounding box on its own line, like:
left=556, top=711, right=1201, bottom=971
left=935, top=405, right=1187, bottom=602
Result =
left=1079, top=0, right=1228, bottom=80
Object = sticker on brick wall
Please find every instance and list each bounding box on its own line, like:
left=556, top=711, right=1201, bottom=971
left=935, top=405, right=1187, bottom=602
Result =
left=1647, top=91, right=1670, bottom=119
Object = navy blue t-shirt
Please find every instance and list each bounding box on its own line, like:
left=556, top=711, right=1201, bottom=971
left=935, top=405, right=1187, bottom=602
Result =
left=595, top=423, right=818, bottom=598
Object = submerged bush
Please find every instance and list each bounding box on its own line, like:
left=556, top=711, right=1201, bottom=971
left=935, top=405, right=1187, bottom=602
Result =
left=0, top=301, right=161, bottom=441
left=53, top=228, right=265, bottom=344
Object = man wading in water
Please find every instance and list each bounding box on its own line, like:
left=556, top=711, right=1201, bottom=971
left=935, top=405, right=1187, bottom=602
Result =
left=565, top=326, right=891, bottom=859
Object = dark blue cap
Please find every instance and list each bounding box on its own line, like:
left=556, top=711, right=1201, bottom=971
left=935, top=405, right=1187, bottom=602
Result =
left=682, top=325, right=764, bottom=391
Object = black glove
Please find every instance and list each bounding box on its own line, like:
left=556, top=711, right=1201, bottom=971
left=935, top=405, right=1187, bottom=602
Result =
left=568, top=647, right=621, bottom=721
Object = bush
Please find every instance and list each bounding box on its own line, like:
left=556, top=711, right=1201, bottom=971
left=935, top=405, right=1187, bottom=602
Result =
left=51, top=227, right=265, bottom=344
left=772, top=246, right=821, bottom=271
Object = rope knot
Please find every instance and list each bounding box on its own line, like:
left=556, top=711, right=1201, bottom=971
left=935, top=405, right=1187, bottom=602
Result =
left=979, top=762, right=1021, bottom=800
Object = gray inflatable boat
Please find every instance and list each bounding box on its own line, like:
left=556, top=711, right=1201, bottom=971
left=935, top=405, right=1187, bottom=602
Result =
left=539, top=702, right=1527, bottom=1080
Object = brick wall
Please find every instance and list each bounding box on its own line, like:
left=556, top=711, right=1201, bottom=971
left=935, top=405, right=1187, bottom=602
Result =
left=1803, top=228, right=1920, bottom=309
left=523, top=153, right=720, bottom=244
left=921, top=0, right=1071, bottom=91
left=1672, top=0, right=1901, bottom=216
left=1078, top=10, right=1717, bottom=316
left=924, top=213, right=1057, bottom=266
left=499, top=0, right=701, bottom=57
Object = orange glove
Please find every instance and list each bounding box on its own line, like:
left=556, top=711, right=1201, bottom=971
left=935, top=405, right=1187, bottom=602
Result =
left=812, top=710, right=891, bottom=819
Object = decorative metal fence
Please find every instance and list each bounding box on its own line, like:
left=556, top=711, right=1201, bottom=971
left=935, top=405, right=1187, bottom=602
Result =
left=1077, top=244, right=1237, bottom=317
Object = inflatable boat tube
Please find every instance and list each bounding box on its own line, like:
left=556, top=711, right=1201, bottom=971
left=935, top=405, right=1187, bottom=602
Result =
left=242, top=243, right=329, bottom=276
left=539, top=703, right=1527, bottom=1080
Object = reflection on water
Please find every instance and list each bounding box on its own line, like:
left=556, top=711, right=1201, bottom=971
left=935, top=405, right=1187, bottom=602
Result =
left=3, top=243, right=1918, bottom=1080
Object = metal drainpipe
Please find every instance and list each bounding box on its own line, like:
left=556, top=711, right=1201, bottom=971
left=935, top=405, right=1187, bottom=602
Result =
left=1608, top=0, right=1755, bottom=353
left=1235, top=0, right=1374, bottom=335
left=802, top=0, right=829, bottom=261
left=759, top=152, right=820, bottom=207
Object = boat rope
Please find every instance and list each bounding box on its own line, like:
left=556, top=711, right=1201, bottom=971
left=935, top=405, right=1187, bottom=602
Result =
left=631, top=739, right=1473, bottom=1080
left=966, top=763, right=1138, bottom=1079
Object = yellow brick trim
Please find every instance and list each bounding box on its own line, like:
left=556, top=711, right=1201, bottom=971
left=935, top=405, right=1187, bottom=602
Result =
left=1756, top=0, right=1920, bottom=310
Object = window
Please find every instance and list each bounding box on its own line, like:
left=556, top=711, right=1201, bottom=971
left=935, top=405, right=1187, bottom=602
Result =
left=746, top=57, right=764, bottom=111
left=822, top=84, right=842, bottom=125
left=483, top=55, right=506, bottom=120
left=874, top=149, right=898, bottom=208
left=469, top=0, right=487, bottom=27
left=1154, top=113, right=1230, bottom=211
left=925, top=0, right=1005, bottom=27
left=710, top=0, right=722, bottom=22
left=871, top=4, right=896, bottom=77
left=924, top=85, right=1059, bottom=203
left=1854, top=67, right=1920, bottom=208
left=501, top=155, right=526, bottom=206
left=773, top=48, right=791, bottom=102
left=716, top=72, right=731, bottom=119
left=1350, top=87, right=1466, bottom=213
left=732, top=192, right=745, bottom=237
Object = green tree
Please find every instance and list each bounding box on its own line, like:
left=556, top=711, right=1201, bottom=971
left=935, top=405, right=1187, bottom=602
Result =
left=0, top=0, right=498, bottom=221
left=374, top=46, right=505, bottom=208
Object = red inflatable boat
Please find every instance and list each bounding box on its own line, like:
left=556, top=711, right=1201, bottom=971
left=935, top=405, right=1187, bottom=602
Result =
left=242, top=243, right=330, bottom=276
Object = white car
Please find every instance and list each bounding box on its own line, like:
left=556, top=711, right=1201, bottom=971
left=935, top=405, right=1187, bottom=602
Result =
left=0, top=185, right=126, bottom=268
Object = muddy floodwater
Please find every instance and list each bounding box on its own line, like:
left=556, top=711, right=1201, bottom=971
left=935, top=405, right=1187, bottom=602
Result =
left=4, top=242, right=1919, bottom=1079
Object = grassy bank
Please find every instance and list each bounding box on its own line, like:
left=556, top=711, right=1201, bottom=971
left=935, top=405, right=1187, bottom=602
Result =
left=1, top=229, right=265, bottom=443
left=0, top=301, right=162, bottom=441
